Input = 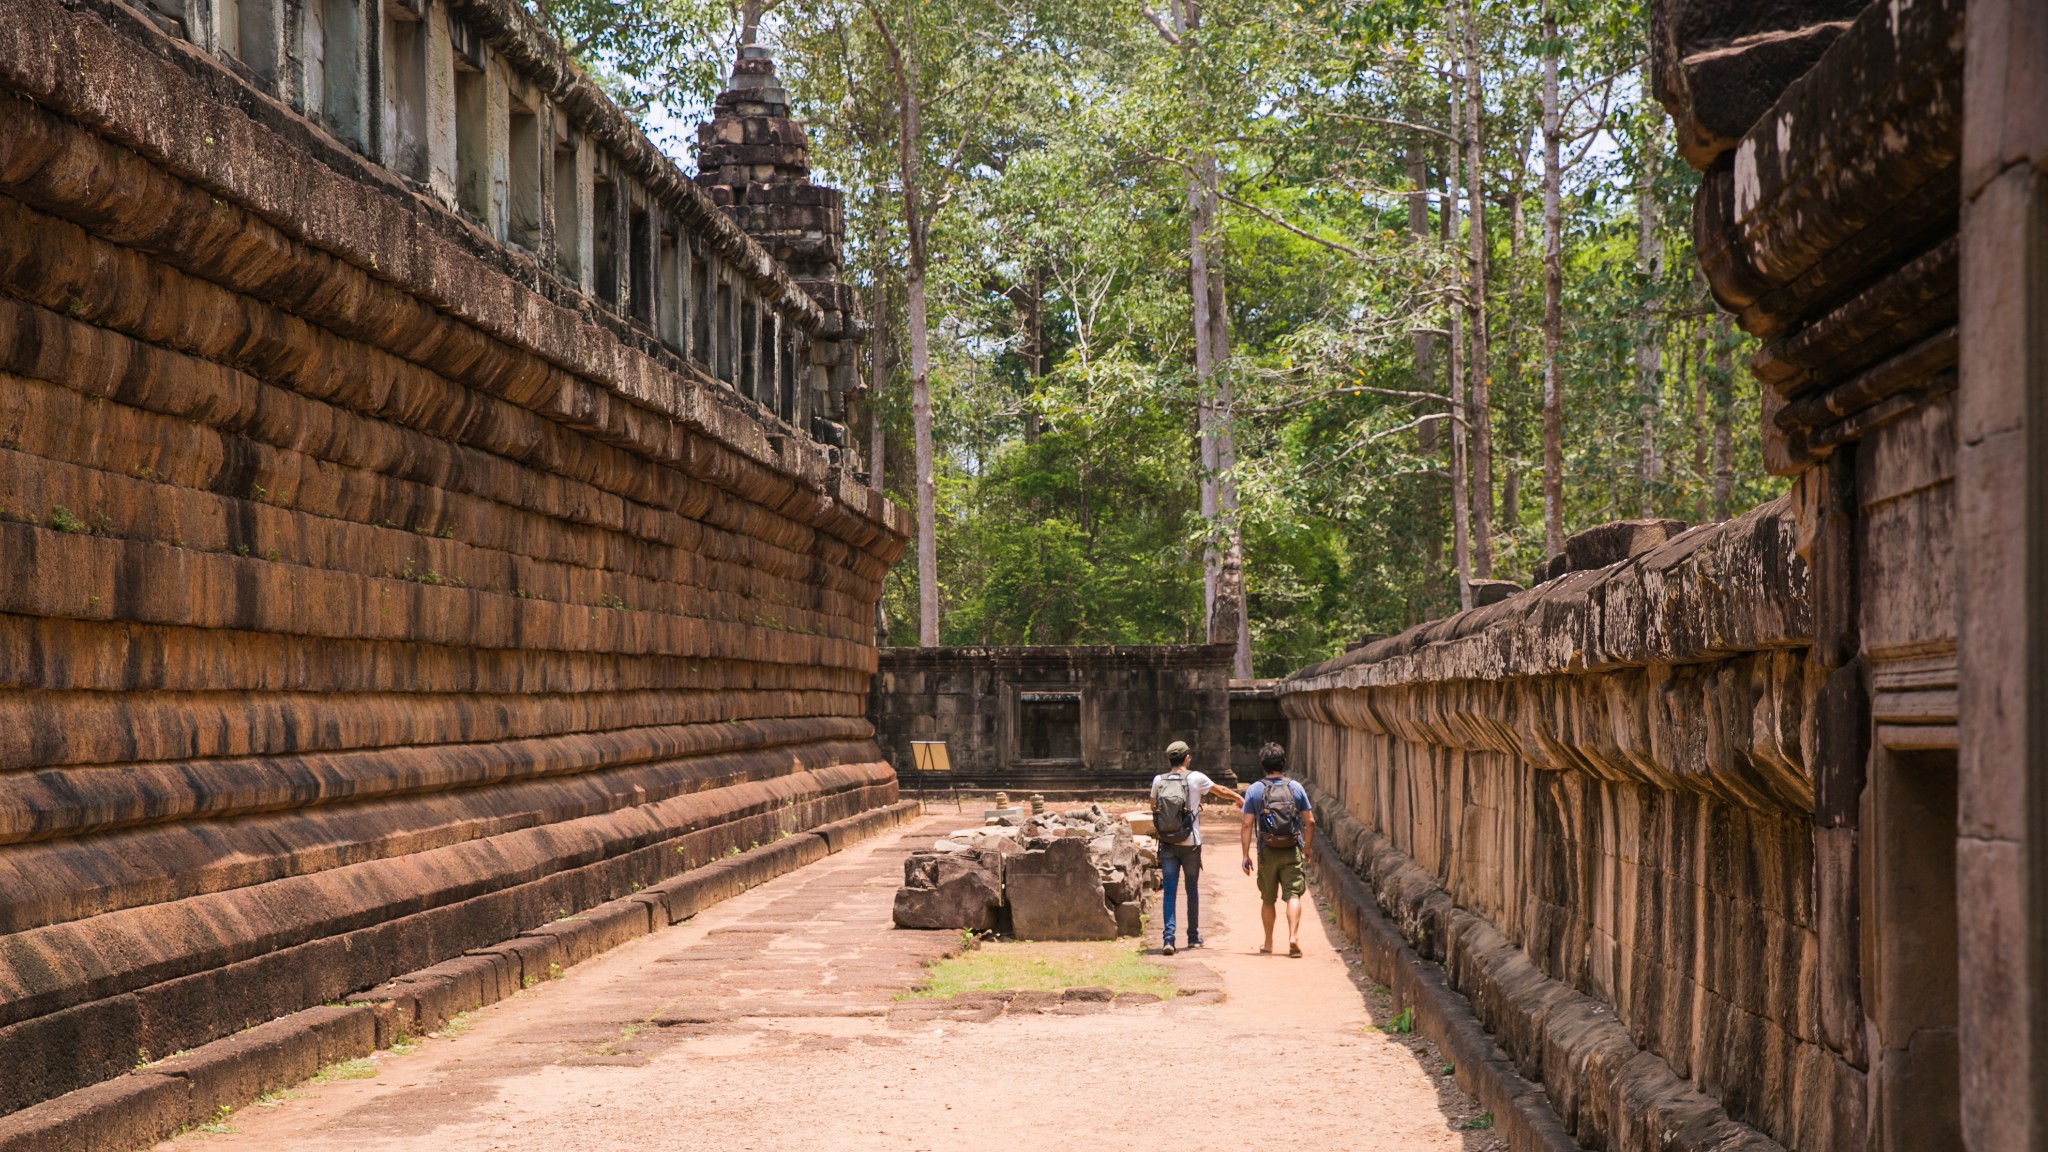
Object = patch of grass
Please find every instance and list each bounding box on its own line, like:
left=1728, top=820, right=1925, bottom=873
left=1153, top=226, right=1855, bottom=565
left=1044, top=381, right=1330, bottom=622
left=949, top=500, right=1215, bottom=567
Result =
left=905, top=940, right=1176, bottom=1001
left=1458, top=1111, right=1495, bottom=1131
left=309, top=1058, right=380, bottom=1083
left=251, top=1088, right=309, bottom=1109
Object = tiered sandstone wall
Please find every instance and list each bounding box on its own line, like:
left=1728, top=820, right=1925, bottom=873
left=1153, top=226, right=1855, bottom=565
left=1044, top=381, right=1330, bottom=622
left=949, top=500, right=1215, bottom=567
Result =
left=0, top=0, right=905, bottom=1120
left=1284, top=502, right=1837, bottom=1152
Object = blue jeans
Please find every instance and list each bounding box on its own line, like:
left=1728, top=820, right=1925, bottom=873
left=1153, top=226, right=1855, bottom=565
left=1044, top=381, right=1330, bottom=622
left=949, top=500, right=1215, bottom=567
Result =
left=1160, top=841, right=1202, bottom=945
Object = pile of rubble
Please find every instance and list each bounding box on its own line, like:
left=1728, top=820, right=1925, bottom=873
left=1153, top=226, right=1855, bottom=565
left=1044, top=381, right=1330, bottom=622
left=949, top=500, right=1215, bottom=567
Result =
left=894, top=804, right=1159, bottom=940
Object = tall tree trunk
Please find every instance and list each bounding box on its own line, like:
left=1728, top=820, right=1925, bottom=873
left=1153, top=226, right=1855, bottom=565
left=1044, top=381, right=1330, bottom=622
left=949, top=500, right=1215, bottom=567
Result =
left=1024, top=265, right=1044, bottom=442
left=1191, top=158, right=1220, bottom=635
left=1712, top=311, right=1735, bottom=518
left=1459, top=0, right=1493, bottom=578
left=1207, top=215, right=1250, bottom=677
left=867, top=284, right=888, bottom=494
left=1407, top=143, right=1438, bottom=453
left=873, top=13, right=940, bottom=646
left=1634, top=117, right=1665, bottom=517
left=1539, top=2, right=1565, bottom=557
left=1500, top=141, right=1527, bottom=539
left=1159, top=0, right=1248, bottom=674
left=1687, top=318, right=1708, bottom=520
left=1445, top=132, right=1473, bottom=611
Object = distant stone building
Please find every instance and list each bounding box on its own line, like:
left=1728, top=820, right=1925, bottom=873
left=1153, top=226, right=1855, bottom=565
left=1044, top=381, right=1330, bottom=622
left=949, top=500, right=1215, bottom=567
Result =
left=870, top=645, right=1234, bottom=793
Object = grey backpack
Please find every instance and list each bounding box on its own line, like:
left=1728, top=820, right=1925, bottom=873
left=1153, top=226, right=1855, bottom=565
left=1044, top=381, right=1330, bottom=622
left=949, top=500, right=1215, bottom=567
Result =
left=1257, top=779, right=1302, bottom=849
left=1153, top=774, right=1194, bottom=843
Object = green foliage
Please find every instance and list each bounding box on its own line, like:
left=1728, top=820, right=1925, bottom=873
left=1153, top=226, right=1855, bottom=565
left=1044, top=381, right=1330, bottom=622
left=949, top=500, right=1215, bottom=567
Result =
left=581, top=0, right=1786, bottom=670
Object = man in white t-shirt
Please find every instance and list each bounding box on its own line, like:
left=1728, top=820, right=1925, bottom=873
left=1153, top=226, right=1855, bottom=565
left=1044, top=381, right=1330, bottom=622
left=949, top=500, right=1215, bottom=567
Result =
left=1149, top=739, right=1244, bottom=955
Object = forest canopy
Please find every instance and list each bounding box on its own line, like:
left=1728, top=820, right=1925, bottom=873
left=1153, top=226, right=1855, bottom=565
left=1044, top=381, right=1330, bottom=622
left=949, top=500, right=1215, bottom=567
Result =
left=534, top=0, right=1786, bottom=675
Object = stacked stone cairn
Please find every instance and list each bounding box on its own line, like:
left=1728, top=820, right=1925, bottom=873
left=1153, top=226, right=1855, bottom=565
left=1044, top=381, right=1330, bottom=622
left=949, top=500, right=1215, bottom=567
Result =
left=893, top=805, right=1158, bottom=940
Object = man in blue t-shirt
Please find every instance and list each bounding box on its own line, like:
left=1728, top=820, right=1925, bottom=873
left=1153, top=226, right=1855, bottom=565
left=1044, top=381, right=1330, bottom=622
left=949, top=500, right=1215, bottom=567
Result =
left=1240, top=742, right=1315, bottom=957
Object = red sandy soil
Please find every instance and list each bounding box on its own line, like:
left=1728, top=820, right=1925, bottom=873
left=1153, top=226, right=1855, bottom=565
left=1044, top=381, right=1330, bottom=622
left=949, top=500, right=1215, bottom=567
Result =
left=174, top=813, right=1502, bottom=1152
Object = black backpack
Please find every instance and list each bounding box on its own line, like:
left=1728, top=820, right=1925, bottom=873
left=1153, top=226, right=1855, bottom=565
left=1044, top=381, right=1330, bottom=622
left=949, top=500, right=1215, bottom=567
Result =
left=1153, top=773, right=1194, bottom=843
left=1256, top=778, right=1302, bottom=849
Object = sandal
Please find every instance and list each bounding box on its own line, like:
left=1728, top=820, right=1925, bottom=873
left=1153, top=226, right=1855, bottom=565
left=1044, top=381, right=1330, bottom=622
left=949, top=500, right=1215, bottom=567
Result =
left=1258, top=945, right=1273, bottom=954
left=1288, top=943, right=1303, bottom=958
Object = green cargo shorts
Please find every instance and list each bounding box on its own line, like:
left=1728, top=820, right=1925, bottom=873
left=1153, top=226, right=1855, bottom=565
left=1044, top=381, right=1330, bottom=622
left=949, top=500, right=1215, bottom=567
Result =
left=1256, top=845, right=1306, bottom=903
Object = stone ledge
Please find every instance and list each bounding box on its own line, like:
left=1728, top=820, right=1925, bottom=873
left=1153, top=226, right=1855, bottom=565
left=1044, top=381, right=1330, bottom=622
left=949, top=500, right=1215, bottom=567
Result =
left=1285, top=497, right=1807, bottom=687
left=1311, top=791, right=1788, bottom=1152
left=0, top=800, right=916, bottom=1152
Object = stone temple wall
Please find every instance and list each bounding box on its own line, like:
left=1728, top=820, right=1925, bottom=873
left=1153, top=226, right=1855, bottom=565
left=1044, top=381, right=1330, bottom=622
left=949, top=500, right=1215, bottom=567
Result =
left=871, top=645, right=1233, bottom=792
left=0, top=0, right=905, bottom=1120
left=1284, top=503, right=1835, bottom=1152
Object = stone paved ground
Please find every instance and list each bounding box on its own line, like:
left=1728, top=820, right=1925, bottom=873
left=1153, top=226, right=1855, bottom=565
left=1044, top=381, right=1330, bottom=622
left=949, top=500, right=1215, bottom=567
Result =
left=177, top=813, right=1499, bottom=1152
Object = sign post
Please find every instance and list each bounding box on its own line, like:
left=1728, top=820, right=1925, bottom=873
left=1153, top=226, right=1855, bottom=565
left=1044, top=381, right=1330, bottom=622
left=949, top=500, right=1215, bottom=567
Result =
left=909, top=740, right=956, bottom=813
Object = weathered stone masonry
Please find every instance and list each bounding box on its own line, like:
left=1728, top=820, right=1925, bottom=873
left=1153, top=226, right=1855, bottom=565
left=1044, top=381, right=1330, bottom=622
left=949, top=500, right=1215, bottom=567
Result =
left=1289, top=504, right=1821, bottom=1152
left=1289, top=0, right=2048, bottom=1147
left=0, top=0, right=906, bottom=1126
left=870, top=645, right=1233, bottom=792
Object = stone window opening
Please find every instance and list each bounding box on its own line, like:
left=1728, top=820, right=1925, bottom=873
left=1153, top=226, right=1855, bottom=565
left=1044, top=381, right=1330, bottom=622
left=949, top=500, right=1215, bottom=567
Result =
left=1017, top=692, right=1082, bottom=763
left=304, top=0, right=366, bottom=150
left=628, top=204, right=653, bottom=325
left=778, top=324, right=796, bottom=423
left=715, top=278, right=734, bottom=383
left=739, top=297, right=758, bottom=400
left=689, top=253, right=709, bottom=362
left=657, top=227, right=681, bottom=349
left=379, top=0, right=427, bottom=181
left=140, top=0, right=191, bottom=40
left=451, top=33, right=490, bottom=226
left=506, top=97, right=541, bottom=250
left=592, top=176, right=618, bottom=305
left=550, top=125, right=580, bottom=280
left=218, top=0, right=280, bottom=84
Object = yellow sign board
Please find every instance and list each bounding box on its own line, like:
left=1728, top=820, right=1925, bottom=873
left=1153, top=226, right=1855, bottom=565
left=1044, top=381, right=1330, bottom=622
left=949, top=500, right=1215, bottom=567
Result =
left=910, top=741, right=953, bottom=773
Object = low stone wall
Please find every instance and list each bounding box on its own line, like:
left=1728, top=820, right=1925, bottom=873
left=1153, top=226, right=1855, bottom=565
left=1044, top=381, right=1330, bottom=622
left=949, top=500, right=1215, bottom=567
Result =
left=0, top=0, right=906, bottom=1121
left=1281, top=499, right=1862, bottom=1152
left=871, top=645, right=1233, bottom=790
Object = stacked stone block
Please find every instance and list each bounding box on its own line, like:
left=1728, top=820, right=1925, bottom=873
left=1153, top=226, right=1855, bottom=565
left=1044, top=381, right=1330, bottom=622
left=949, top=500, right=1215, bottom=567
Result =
left=0, top=0, right=906, bottom=1122
left=696, top=46, right=864, bottom=430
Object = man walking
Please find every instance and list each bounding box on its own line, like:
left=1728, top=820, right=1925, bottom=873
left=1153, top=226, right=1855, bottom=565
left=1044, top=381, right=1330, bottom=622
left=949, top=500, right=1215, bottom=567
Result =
left=1240, top=742, right=1314, bottom=957
left=1150, top=739, right=1242, bottom=956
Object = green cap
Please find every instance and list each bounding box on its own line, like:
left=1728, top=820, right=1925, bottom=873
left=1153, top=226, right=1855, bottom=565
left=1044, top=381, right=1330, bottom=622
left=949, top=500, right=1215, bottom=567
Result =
left=1165, top=740, right=1190, bottom=757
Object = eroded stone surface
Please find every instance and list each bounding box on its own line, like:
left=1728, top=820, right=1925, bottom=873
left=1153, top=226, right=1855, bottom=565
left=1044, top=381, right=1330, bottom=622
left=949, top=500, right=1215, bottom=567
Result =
left=0, top=0, right=904, bottom=1121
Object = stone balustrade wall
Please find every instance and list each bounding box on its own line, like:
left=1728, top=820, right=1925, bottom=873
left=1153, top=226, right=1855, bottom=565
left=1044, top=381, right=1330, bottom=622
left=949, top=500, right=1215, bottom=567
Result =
left=1281, top=500, right=1867, bottom=1152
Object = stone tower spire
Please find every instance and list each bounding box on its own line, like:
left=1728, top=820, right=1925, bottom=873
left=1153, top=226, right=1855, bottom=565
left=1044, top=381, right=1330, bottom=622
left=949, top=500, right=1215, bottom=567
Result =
left=695, top=46, right=863, bottom=435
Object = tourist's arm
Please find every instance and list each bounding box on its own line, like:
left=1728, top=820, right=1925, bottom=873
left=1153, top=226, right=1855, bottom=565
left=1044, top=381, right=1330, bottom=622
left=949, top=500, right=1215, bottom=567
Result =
left=1240, top=808, right=1256, bottom=874
left=1300, top=806, right=1315, bottom=853
left=1208, top=784, right=1245, bottom=808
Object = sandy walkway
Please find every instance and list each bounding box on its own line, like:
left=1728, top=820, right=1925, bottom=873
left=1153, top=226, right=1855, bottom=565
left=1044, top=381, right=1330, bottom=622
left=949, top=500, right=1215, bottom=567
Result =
left=175, top=812, right=1499, bottom=1152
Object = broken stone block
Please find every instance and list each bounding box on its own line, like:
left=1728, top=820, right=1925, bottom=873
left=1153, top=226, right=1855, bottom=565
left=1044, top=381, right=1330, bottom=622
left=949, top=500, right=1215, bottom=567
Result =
left=1468, top=578, right=1522, bottom=606
left=1115, top=901, right=1142, bottom=938
left=1123, top=811, right=1156, bottom=837
left=893, top=849, right=1004, bottom=931
left=1004, top=838, right=1118, bottom=941
left=1562, top=517, right=1687, bottom=573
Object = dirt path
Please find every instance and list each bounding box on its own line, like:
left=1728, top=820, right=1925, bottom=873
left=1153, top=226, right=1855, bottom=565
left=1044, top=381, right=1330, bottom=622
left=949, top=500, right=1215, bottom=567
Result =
left=176, top=813, right=1499, bottom=1152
